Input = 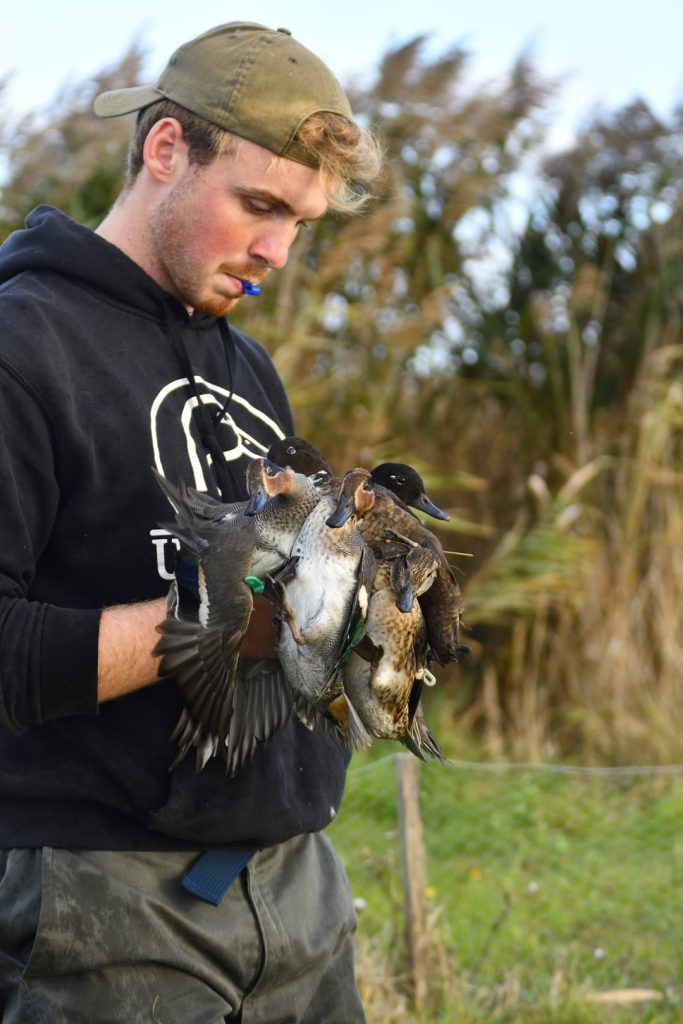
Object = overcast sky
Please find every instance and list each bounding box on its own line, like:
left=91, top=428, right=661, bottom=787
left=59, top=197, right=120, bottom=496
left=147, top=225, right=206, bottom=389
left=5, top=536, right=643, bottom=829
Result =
left=2, top=1, right=682, bottom=150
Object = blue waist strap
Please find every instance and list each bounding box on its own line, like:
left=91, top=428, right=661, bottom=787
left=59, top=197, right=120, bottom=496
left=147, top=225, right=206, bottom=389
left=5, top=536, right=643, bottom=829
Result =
left=181, top=847, right=256, bottom=906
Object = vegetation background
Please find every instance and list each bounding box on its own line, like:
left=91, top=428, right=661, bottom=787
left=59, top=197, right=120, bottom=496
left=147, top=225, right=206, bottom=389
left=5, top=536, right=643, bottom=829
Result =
left=1, top=38, right=681, bottom=1021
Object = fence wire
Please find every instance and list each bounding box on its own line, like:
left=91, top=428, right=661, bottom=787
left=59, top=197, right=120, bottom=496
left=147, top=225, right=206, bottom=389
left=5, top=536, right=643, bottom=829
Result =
left=328, top=751, right=683, bottom=1023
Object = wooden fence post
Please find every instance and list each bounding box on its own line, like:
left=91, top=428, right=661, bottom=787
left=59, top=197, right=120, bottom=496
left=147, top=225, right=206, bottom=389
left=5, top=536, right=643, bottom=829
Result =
left=396, top=753, right=429, bottom=1006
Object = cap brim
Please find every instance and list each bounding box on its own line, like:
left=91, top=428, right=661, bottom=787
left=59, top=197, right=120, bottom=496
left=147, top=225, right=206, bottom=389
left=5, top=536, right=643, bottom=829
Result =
left=94, top=85, right=164, bottom=118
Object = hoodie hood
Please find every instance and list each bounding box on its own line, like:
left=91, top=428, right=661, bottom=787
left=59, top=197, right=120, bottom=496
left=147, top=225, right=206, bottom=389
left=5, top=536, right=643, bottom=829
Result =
left=0, top=205, right=208, bottom=324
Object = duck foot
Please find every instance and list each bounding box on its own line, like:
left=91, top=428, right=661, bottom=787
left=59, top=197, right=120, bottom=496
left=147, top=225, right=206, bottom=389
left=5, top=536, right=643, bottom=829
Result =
left=263, top=573, right=307, bottom=646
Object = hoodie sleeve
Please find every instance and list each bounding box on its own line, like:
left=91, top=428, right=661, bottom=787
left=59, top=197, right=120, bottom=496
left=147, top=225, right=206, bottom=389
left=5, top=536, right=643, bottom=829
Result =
left=0, top=363, right=100, bottom=733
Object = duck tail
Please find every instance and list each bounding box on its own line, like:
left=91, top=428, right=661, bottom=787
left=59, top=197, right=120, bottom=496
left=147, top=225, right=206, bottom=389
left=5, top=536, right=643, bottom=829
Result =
left=344, top=694, right=373, bottom=751
left=405, top=716, right=451, bottom=765
left=325, top=693, right=372, bottom=751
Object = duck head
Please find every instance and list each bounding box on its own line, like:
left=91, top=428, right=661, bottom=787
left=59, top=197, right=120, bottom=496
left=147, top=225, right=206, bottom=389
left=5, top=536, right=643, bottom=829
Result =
left=392, top=545, right=440, bottom=612
left=370, top=462, right=449, bottom=521
left=267, top=436, right=333, bottom=480
left=326, top=468, right=376, bottom=528
left=244, top=458, right=296, bottom=515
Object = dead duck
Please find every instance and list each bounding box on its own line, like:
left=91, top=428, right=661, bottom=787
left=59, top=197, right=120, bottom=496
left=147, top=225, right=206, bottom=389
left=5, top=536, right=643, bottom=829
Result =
left=269, top=467, right=377, bottom=750
left=327, top=467, right=467, bottom=667
left=154, top=459, right=319, bottom=772
left=342, top=539, right=448, bottom=761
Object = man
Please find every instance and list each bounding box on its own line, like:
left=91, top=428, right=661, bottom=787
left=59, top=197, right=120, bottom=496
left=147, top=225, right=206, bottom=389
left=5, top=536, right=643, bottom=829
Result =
left=0, top=22, right=382, bottom=1022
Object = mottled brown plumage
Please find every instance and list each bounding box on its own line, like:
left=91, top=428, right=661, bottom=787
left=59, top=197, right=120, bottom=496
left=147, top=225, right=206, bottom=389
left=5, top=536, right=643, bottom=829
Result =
left=342, top=543, right=447, bottom=760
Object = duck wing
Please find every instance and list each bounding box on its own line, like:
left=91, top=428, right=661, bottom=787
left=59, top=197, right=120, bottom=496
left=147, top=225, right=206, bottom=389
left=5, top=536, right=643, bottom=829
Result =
left=154, top=476, right=259, bottom=771
left=153, top=468, right=247, bottom=523
left=222, top=658, right=294, bottom=776
left=418, top=563, right=465, bottom=665
left=333, top=543, right=376, bottom=678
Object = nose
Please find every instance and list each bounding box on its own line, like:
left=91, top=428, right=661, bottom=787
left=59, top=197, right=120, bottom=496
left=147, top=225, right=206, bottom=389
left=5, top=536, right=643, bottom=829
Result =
left=249, top=223, right=298, bottom=270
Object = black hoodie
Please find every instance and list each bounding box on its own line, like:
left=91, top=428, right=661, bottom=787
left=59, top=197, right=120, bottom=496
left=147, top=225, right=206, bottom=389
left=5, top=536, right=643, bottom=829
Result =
left=0, top=205, right=348, bottom=849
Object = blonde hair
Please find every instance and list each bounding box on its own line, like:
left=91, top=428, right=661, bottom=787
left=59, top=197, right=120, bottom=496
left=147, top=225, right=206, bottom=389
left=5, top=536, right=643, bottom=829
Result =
left=293, top=111, right=383, bottom=212
left=125, top=100, right=383, bottom=213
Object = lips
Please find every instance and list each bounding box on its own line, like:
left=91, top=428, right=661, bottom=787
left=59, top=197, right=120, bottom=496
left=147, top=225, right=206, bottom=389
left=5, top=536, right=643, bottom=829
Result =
left=219, top=272, right=246, bottom=295
left=221, top=271, right=261, bottom=296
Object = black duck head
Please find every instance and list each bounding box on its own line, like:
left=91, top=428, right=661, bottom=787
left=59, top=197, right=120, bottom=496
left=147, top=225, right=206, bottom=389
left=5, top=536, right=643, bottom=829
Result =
left=370, top=462, right=449, bottom=521
left=267, top=436, right=333, bottom=479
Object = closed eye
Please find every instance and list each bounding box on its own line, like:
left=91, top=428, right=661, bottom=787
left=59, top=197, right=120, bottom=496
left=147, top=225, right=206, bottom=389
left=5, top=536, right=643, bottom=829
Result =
left=238, top=189, right=315, bottom=230
left=244, top=196, right=273, bottom=216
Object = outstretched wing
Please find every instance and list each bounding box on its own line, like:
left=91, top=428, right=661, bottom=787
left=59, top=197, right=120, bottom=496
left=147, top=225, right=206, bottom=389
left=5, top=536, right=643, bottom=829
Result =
left=154, top=473, right=257, bottom=771
left=222, top=658, right=294, bottom=776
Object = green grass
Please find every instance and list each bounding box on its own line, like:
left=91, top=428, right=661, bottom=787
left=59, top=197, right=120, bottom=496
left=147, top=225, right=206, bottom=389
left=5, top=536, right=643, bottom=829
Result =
left=328, top=746, right=683, bottom=1022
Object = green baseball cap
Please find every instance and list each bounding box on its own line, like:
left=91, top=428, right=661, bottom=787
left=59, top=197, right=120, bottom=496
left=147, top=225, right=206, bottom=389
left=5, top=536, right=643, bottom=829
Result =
left=94, top=22, right=354, bottom=169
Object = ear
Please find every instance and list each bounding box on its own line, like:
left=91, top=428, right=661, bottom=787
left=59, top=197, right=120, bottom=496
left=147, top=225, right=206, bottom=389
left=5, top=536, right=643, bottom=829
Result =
left=142, top=118, right=189, bottom=183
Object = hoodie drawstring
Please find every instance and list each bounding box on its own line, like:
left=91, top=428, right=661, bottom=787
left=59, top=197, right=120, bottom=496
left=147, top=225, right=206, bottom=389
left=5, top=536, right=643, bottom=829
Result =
left=164, top=304, right=243, bottom=500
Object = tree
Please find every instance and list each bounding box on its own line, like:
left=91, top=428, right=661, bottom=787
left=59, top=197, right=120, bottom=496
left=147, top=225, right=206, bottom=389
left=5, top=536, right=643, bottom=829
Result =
left=0, top=44, right=145, bottom=236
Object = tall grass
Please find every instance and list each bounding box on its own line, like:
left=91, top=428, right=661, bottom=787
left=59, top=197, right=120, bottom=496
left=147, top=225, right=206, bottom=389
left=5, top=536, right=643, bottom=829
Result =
left=451, top=334, right=683, bottom=764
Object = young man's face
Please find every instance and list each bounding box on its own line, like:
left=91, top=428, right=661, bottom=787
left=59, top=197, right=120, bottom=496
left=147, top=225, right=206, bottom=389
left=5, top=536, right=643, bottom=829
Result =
left=147, top=134, right=328, bottom=316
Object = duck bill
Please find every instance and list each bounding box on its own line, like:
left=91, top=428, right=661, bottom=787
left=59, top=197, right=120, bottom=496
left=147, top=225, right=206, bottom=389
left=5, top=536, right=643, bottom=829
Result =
left=396, top=582, right=416, bottom=613
left=326, top=494, right=354, bottom=529
left=245, top=458, right=291, bottom=515
left=411, top=492, right=450, bottom=521
left=327, top=469, right=374, bottom=526
left=244, top=487, right=268, bottom=515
